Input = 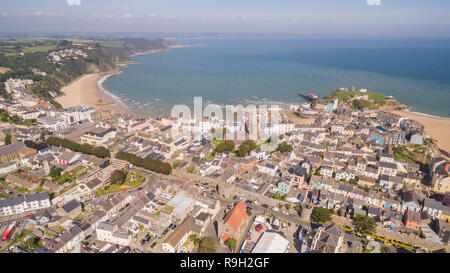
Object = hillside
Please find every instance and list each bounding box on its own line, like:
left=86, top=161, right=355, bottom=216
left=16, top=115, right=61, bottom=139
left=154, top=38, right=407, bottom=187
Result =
left=320, top=90, right=409, bottom=111
left=0, top=38, right=171, bottom=108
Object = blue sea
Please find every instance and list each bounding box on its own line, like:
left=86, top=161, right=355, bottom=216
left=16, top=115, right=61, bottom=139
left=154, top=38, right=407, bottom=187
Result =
left=102, top=38, right=450, bottom=117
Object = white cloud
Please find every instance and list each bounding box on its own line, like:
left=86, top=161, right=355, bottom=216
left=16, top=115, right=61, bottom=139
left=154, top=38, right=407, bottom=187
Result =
left=367, top=0, right=382, bottom=6
left=66, top=0, right=81, bottom=6
left=33, top=10, right=65, bottom=17
left=89, top=13, right=174, bottom=20
left=148, top=13, right=175, bottom=19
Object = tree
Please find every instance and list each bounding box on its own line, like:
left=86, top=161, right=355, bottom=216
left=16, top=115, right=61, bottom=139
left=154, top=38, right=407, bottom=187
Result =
left=198, top=237, right=217, bottom=253
left=4, top=134, right=12, bottom=145
left=278, top=144, right=293, bottom=153
left=215, top=140, right=235, bottom=153
left=352, top=215, right=377, bottom=235
left=49, top=167, right=62, bottom=179
left=238, top=144, right=250, bottom=157
left=310, top=207, right=332, bottom=224
left=225, top=238, right=237, bottom=250
left=188, top=234, right=201, bottom=247
left=237, top=140, right=257, bottom=157
left=285, top=203, right=291, bottom=210
left=246, top=209, right=252, bottom=216
left=110, top=170, right=126, bottom=185
left=272, top=192, right=286, bottom=201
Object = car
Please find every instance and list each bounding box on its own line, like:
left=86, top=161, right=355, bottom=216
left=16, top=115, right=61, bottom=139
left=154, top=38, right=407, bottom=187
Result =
left=168, top=223, right=174, bottom=229
left=211, top=189, right=216, bottom=193
left=194, top=184, right=199, bottom=187
left=255, top=224, right=263, bottom=232
left=172, top=224, right=177, bottom=230
left=150, top=242, right=157, bottom=248
left=345, top=231, right=353, bottom=235
left=163, top=229, right=169, bottom=235
left=26, top=213, right=33, bottom=217
left=262, top=204, right=269, bottom=209
left=272, top=207, right=279, bottom=212
left=0, top=186, right=2, bottom=190
left=348, top=241, right=353, bottom=247
left=281, top=210, right=288, bottom=215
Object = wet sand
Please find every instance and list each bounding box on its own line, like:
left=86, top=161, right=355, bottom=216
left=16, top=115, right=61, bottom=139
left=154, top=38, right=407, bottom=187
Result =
left=56, top=71, right=128, bottom=114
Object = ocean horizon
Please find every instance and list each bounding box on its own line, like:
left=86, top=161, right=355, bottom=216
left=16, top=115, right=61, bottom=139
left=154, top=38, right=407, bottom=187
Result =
left=102, top=38, right=450, bottom=117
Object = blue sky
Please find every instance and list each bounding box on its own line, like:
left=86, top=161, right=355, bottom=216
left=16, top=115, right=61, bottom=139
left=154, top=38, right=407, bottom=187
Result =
left=0, top=0, right=449, bottom=36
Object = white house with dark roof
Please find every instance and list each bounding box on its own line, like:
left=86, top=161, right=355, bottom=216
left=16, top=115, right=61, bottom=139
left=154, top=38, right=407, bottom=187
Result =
left=259, top=163, right=278, bottom=176
left=0, top=192, right=51, bottom=217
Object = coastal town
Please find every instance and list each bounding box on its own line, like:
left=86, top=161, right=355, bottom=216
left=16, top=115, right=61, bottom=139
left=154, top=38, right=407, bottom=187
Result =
left=0, top=52, right=449, bottom=255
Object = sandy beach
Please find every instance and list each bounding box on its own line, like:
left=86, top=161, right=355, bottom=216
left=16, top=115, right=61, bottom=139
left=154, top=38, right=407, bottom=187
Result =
left=392, top=110, right=450, bottom=153
left=56, top=70, right=129, bottom=114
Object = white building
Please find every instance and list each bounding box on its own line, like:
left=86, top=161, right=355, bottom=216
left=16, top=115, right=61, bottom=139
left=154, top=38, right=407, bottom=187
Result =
left=0, top=162, right=17, bottom=174
left=37, top=116, right=67, bottom=132
left=251, top=231, right=290, bottom=253
left=0, top=192, right=51, bottom=217
left=96, top=222, right=132, bottom=246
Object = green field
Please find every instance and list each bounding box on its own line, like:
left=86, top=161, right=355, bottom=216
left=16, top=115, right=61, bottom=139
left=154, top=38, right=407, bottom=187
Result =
left=94, top=41, right=125, bottom=48
left=22, top=45, right=57, bottom=53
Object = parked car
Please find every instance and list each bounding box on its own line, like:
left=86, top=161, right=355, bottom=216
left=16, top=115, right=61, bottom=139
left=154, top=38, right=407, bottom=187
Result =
left=348, top=241, right=353, bottom=247
left=262, top=204, right=269, bottom=209
left=281, top=210, right=288, bottom=215
left=272, top=207, right=279, bottom=212
left=150, top=242, right=157, bottom=248
left=168, top=223, right=174, bottom=229
left=255, top=224, right=263, bottom=232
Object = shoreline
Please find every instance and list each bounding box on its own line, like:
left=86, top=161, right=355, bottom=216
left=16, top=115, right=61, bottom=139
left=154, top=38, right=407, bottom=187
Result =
left=56, top=69, right=129, bottom=114
left=56, top=43, right=205, bottom=115
left=391, top=110, right=450, bottom=153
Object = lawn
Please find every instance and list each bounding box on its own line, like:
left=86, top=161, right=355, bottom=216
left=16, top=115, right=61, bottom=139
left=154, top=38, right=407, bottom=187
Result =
left=96, top=171, right=145, bottom=196
left=14, top=186, right=29, bottom=193
left=323, top=90, right=387, bottom=106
